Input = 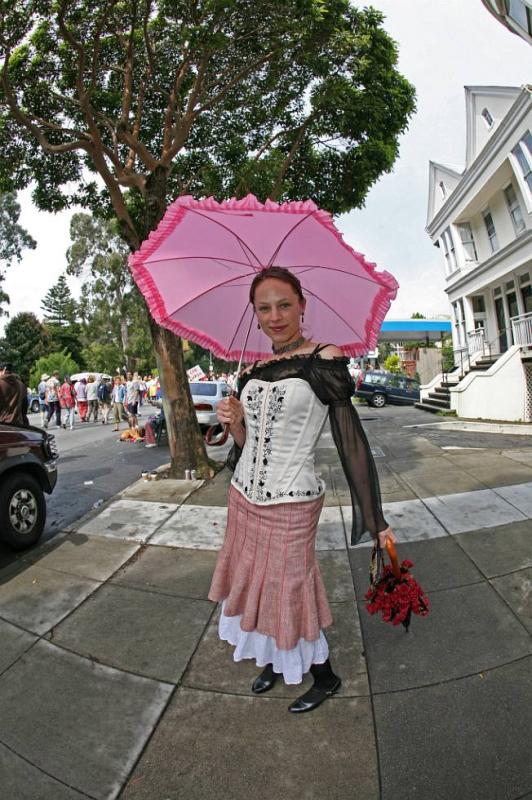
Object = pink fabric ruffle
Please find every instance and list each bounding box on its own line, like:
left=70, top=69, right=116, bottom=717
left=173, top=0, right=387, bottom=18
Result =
left=208, top=485, right=333, bottom=651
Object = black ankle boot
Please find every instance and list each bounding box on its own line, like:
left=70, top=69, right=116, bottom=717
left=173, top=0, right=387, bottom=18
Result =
left=252, top=663, right=278, bottom=694
left=288, top=659, right=341, bottom=713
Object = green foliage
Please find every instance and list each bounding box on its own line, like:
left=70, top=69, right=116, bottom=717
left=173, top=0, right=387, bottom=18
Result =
left=67, top=213, right=154, bottom=372
left=41, top=274, right=77, bottom=326
left=29, top=349, right=79, bottom=389
left=383, top=354, right=401, bottom=373
left=80, top=341, right=123, bottom=374
left=441, top=344, right=455, bottom=372
left=0, top=0, right=416, bottom=246
left=0, top=311, right=49, bottom=385
left=410, top=312, right=426, bottom=319
left=0, top=192, right=36, bottom=315
left=41, top=273, right=84, bottom=363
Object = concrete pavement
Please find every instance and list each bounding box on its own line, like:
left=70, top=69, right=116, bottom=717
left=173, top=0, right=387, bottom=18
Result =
left=0, top=406, right=531, bottom=799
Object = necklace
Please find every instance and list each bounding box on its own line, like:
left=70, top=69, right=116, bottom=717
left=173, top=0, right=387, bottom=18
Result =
left=272, top=335, right=306, bottom=355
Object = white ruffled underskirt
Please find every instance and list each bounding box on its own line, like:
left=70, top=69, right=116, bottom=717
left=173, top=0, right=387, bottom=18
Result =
left=218, top=600, right=329, bottom=685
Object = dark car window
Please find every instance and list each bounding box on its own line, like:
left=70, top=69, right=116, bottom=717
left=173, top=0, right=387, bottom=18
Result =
left=407, top=379, right=420, bottom=390
left=388, top=374, right=407, bottom=389
left=189, top=383, right=217, bottom=396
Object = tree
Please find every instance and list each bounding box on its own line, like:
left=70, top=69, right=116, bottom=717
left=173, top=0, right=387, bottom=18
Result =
left=0, top=192, right=36, bottom=315
left=29, top=349, right=79, bottom=390
left=0, top=311, right=49, bottom=384
left=41, top=274, right=84, bottom=364
left=66, top=212, right=153, bottom=372
left=411, top=312, right=426, bottom=319
left=0, top=0, right=416, bottom=477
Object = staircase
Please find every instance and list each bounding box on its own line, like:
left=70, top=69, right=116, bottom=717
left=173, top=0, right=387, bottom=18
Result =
left=414, top=380, right=456, bottom=414
left=415, top=353, right=502, bottom=415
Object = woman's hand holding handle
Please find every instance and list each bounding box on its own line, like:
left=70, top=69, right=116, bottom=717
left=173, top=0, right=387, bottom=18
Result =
left=377, top=525, right=396, bottom=550
left=216, top=396, right=244, bottom=429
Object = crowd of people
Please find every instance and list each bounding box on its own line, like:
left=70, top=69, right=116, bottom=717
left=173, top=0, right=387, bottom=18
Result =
left=35, top=372, right=161, bottom=432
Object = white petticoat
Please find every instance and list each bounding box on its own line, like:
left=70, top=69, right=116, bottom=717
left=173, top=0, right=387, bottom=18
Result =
left=218, top=600, right=329, bottom=685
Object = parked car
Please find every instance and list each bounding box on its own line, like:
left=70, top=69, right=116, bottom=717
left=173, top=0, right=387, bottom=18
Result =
left=27, top=392, right=41, bottom=414
left=355, top=370, right=420, bottom=407
left=0, top=423, right=58, bottom=549
left=189, top=381, right=231, bottom=429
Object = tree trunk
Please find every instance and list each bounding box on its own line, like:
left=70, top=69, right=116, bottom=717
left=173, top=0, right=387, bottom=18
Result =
left=148, top=315, right=216, bottom=479
left=141, top=166, right=217, bottom=479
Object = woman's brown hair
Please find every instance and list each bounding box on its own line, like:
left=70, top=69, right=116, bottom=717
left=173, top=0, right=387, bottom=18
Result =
left=249, top=266, right=304, bottom=305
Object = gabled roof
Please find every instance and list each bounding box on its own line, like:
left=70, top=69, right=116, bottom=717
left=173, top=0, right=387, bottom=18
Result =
left=464, top=86, right=521, bottom=167
left=426, top=161, right=463, bottom=227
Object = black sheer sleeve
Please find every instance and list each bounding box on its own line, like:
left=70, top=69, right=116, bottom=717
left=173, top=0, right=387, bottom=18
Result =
left=225, top=370, right=251, bottom=472
left=308, top=358, right=389, bottom=545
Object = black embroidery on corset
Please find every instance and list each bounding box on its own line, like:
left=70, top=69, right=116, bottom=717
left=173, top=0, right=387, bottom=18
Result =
left=254, top=384, right=287, bottom=502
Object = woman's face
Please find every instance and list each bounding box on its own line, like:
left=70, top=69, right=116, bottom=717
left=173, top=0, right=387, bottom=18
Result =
left=254, top=278, right=305, bottom=349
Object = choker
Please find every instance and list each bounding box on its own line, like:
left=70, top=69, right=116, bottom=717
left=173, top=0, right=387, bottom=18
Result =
left=272, top=335, right=306, bottom=355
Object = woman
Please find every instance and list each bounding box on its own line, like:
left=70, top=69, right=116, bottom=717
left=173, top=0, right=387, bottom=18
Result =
left=76, top=378, right=88, bottom=422
left=59, top=375, right=76, bottom=430
left=208, top=267, right=395, bottom=714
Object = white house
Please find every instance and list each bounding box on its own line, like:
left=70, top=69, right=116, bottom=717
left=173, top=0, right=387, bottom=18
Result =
left=481, top=0, right=532, bottom=45
left=423, top=85, right=532, bottom=422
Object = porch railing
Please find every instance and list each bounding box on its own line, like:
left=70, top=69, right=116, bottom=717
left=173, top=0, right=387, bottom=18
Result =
left=511, top=312, right=532, bottom=348
left=466, top=328, right=485, bottom=356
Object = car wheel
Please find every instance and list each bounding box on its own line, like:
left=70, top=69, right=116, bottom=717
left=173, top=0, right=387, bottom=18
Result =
left=31, top=399, right=40, bottom=413
left=370, top=392, right=386, bottom=408
left=0, top=472, right=46, bottom=550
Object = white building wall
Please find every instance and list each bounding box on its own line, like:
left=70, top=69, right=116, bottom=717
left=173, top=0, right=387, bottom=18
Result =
left=449, top=345, right=527, bottom=420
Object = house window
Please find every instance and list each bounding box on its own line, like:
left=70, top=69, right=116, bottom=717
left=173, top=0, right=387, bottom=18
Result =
left=457, top=222, right=478, bottom=261
left=512, top=131, right=532, bottom=193
left=439, top=181, right=446, bottom=199
left=507, top=0, right=532, bottom=34
left=471, top=296, right=486, bottom=313
left=441, top=227, right=457, bottom=274
left=482, top=209, right=499, bottom=253
left=481, top=108, right=494, bottom=128
left=519, top=272, right=530, bottom=285
left=505, top=183, right=526, bottom=234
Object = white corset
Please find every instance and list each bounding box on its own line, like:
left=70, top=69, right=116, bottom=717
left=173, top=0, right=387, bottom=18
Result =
left=231, top=377, right=329, bottom=505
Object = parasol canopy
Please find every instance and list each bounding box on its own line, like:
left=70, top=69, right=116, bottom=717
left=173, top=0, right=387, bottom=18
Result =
left=129, top=193, right=398, bottom=362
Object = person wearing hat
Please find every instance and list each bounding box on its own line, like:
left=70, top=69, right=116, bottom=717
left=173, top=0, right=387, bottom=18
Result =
left=38, top=373, right=49, bottom=427
left=0, top=363, right=29, bottom=427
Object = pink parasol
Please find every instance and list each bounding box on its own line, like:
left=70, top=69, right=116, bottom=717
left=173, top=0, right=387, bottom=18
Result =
left=129, top=193, right=398, bottom=361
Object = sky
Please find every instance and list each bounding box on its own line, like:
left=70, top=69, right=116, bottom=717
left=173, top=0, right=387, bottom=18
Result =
left=2, top=0, right=531, bottom=333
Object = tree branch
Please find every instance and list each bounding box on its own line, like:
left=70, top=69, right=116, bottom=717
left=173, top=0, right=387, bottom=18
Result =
left=270, top=116, right=315, bottom=200
left=196, top=49, right=279, bottom=114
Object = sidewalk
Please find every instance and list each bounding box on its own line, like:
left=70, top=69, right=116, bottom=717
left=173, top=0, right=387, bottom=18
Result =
left=0, top=412, right=531, bottom=800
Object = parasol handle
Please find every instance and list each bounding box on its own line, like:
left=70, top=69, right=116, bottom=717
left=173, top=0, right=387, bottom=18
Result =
left=384, top=536, right=402, bottom=580
left=205, top=423, right=230, bottom=446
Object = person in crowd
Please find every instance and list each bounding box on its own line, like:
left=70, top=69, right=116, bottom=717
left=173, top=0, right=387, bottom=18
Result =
left=138, top=376, right=147, bottom=406
left=59, top=375, right=77, bottom=430
left=44, top=371, right=61, bottom=428
left=111, top=375, right=126, bottom=431
left=148, top=375, right=158, bottom=403
left=38, top=372, right=49, bottom=427
left=125, top=371, right=140, bottom=429
left=76, top=377, right=88, bottom=421
left=208, top=266, right=395, bottom=714
left=0, top=362, right=29, bottom=426
left=97, top=377, right=112, bottom=424
left=86, top=375, right=99, bottom=422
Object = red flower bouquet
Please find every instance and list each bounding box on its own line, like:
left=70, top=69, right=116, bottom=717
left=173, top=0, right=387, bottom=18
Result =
left=365, top=537, right=429, bottom=631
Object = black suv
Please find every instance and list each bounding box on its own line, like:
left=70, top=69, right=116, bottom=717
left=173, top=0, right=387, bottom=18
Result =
left=0, top=423, right=58, bottom=549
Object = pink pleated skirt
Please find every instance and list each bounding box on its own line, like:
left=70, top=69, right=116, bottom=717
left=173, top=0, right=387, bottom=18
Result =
left=208, top=484, right=333, bottom=653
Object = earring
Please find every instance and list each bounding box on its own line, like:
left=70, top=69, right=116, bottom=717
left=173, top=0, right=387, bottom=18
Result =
left=257, top=322, right=260, bottom=329
left=301, top=314, right=305, bottom=323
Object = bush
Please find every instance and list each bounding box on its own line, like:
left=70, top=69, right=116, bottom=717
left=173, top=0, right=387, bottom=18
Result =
left=30, top=350, right=79, bottom=388
left=383, top=354, right=401, bottom=373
